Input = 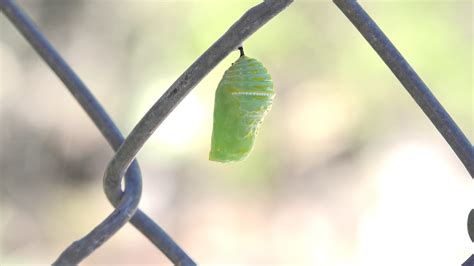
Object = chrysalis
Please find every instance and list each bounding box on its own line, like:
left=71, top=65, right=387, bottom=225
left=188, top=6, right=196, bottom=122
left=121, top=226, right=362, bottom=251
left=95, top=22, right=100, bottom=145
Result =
left=209, top=48, right=275, bottom=162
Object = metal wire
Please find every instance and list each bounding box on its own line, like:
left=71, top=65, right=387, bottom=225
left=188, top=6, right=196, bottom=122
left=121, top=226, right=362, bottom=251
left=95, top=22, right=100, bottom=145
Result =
left=1, top=0, right=293, bottom=264
left=468, top=209, right=474, bottom=242
left=101, top=0, right=292, bottom=263
left=0, top=0, right=194, bottom=265
left=333, top=0, right=473, bottom=177
left=1, top=0, right=471, bottom=264
left=333, top=1, right=473, bottom=263
left=103, top=0, right=294, bottom=239
left=463, top=254, right=474, bottom=266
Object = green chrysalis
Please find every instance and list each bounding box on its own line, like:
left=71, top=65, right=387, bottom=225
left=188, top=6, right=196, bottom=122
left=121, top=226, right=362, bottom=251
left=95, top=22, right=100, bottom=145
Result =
left=209, top=48, right=275, bottom=162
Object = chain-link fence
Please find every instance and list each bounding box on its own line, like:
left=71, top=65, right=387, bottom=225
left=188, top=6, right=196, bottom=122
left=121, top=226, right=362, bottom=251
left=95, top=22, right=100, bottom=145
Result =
left=1, top=0, right=472, bottom=264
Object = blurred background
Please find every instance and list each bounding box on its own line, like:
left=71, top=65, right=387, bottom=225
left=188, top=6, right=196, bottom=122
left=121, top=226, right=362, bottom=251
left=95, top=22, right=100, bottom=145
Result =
left=0, top=0, right=472, bottom=265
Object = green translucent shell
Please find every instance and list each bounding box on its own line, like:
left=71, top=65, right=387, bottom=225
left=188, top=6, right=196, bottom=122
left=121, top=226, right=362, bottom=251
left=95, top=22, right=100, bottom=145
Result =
left=209, top=55, right=275, bottom=162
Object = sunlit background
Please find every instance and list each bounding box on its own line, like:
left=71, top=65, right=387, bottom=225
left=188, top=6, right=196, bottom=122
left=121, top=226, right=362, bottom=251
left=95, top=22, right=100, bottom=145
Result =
left=1, top=0, right=472, bottom=265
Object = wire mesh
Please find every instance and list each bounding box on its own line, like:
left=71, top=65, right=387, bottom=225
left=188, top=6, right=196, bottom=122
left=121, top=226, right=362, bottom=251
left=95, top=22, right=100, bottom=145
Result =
left=0, top=0, right=471, bottom=264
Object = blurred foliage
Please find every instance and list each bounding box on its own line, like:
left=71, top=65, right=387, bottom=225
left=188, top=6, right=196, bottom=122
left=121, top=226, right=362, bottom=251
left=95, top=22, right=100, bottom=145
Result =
left=0, top=0, right=472, bottom=265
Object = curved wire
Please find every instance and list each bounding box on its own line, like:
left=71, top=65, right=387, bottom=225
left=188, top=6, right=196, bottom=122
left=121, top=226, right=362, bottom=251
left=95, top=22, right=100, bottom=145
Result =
left=0, top=0, right=195, bottom=265
left=103, top=0, right=294, bottom=237
left=333, top=0, right=473, bottom=176
left=468, top=209, right=474, bottom=242
left=4, top=0, right=470, bottom=263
